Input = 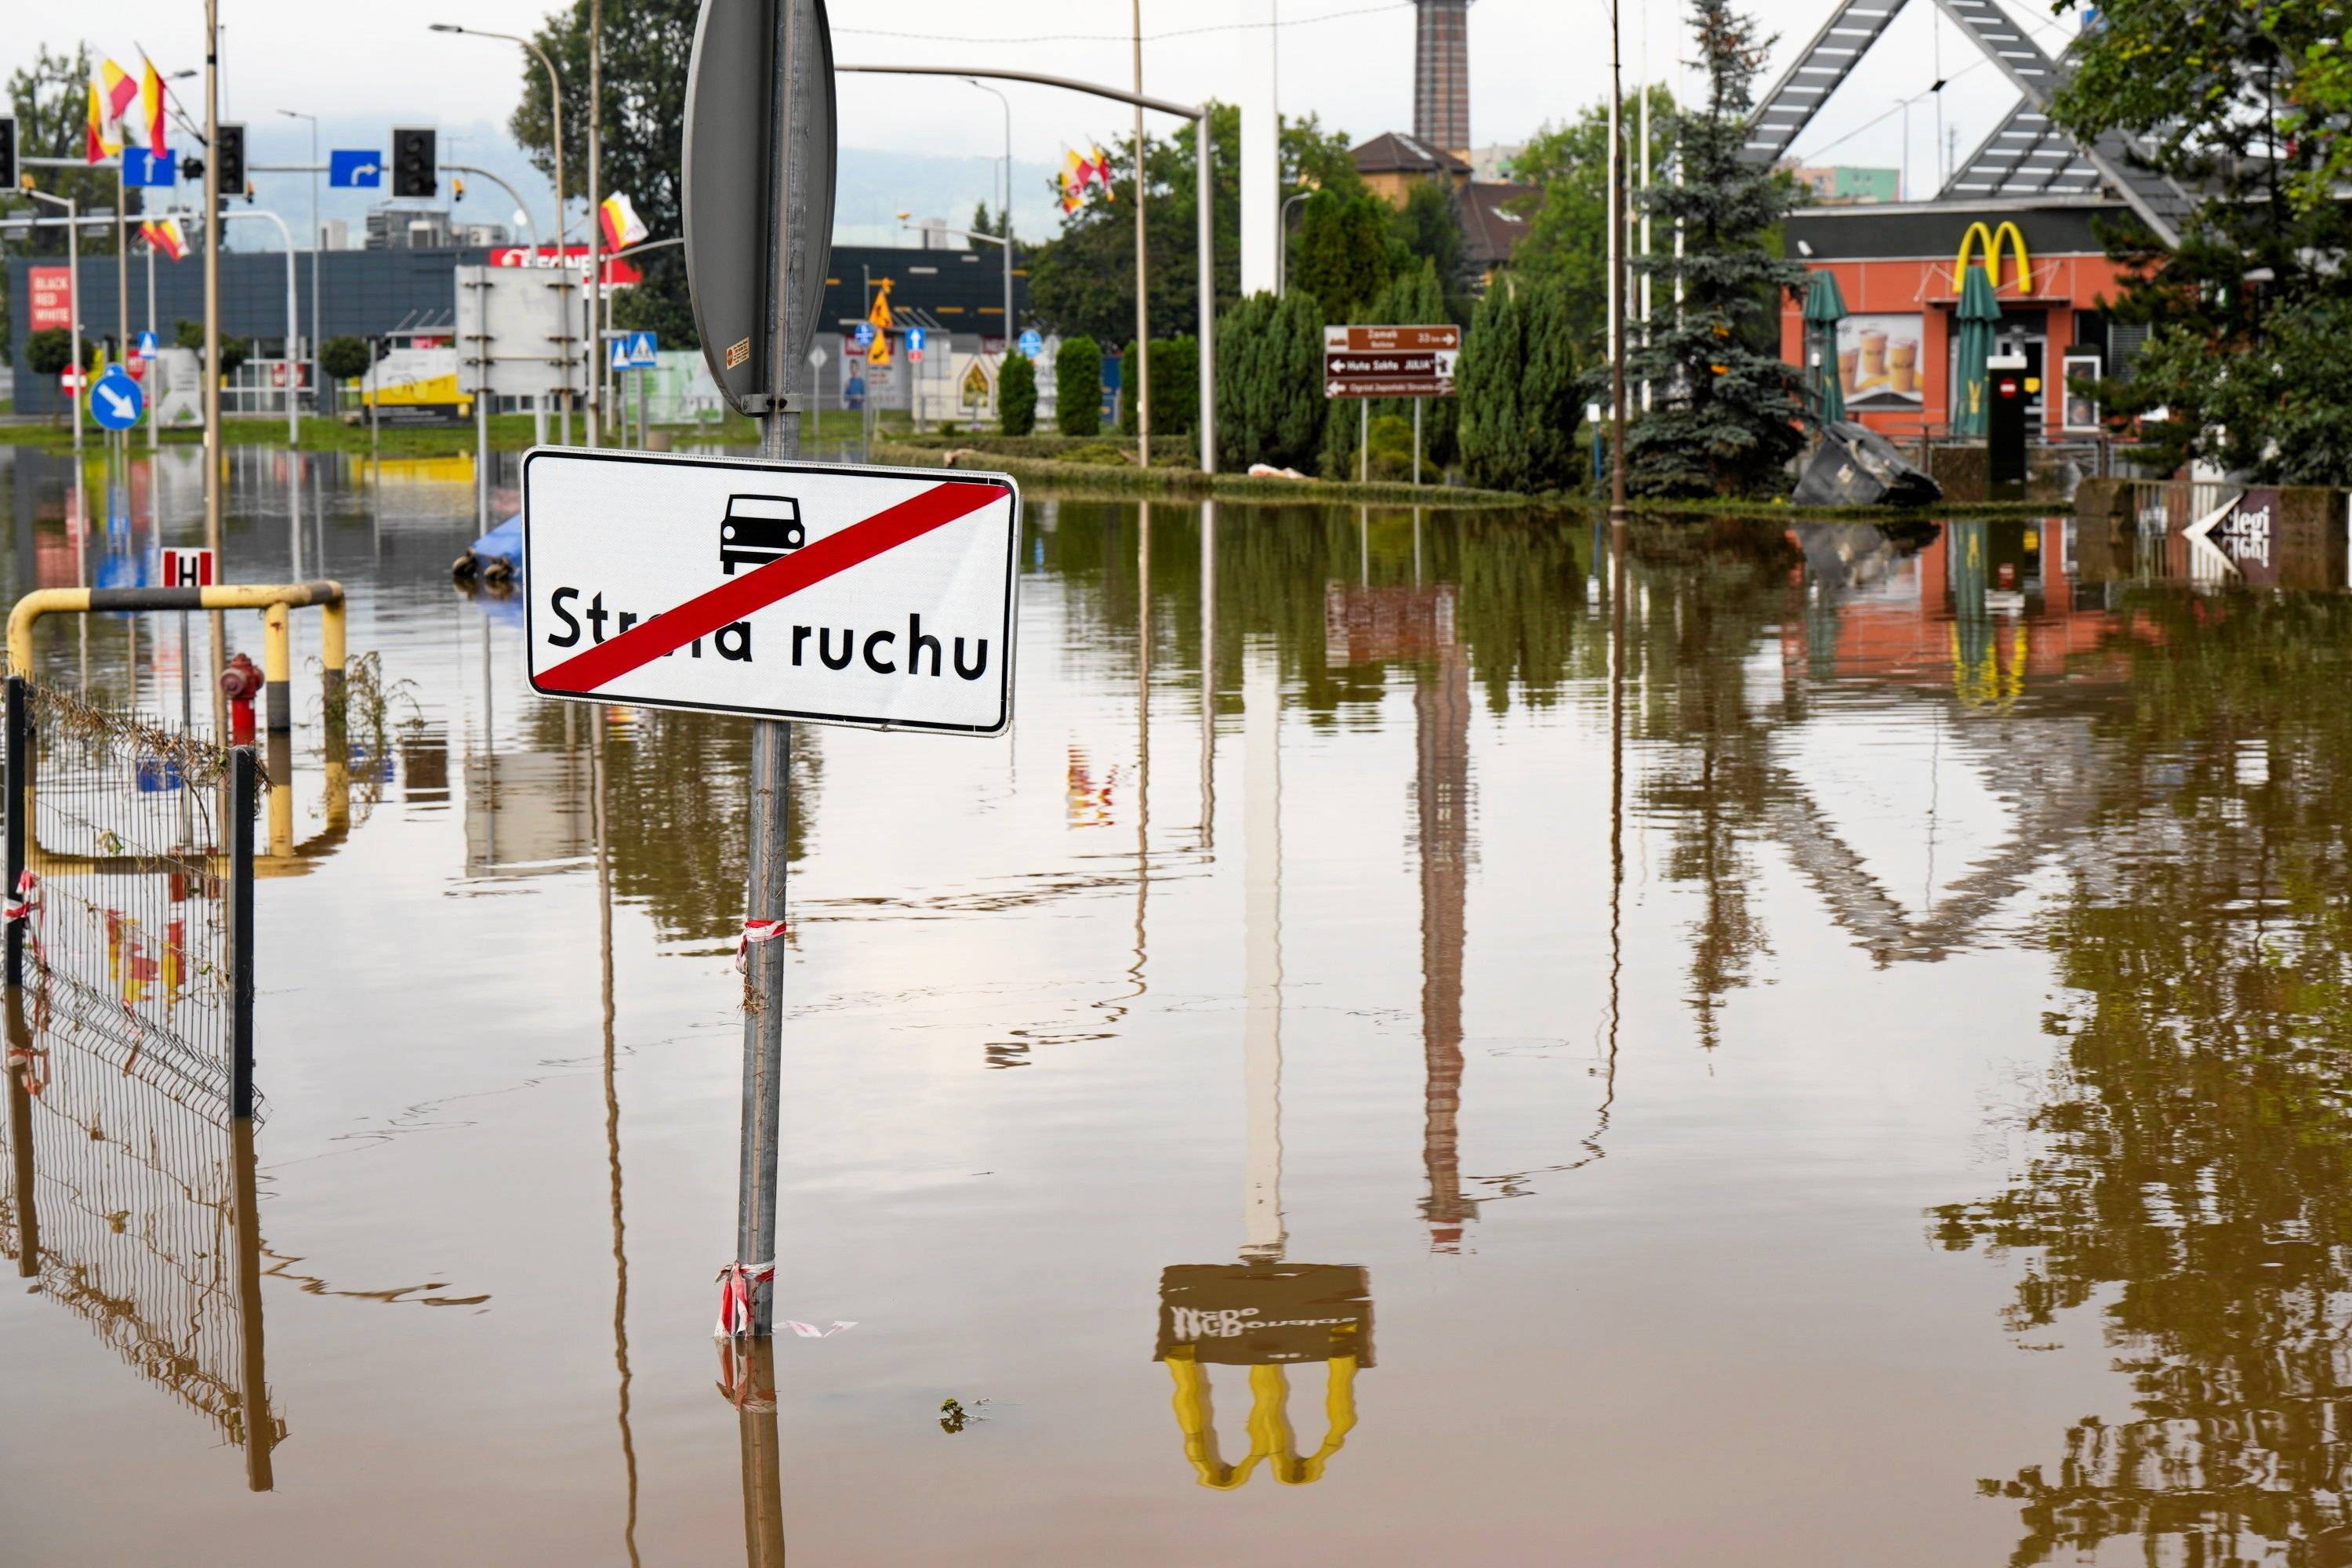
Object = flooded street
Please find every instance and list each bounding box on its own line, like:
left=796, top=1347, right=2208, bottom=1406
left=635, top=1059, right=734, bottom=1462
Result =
left=3, top=446, right=2348, bottom=1565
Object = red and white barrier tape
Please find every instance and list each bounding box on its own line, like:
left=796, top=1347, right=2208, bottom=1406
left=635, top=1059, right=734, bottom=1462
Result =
left=6, top=871, right=39, bottom=923
left=735, top=917, right=786, bottom=972
left=714, top=1258, right=776, bottom=1339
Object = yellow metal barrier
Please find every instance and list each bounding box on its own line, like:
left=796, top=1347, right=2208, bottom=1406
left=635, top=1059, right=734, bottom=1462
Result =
left=8, top=582, right=347, bottom=735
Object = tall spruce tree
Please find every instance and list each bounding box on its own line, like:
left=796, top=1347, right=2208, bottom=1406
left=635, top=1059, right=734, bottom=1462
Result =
left=1626, top=0, right=1808, bottom=498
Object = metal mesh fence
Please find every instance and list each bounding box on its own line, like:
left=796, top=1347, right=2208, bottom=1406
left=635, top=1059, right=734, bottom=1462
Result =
left=19, top=681, right=245, bottom=1120
left=0, top=677, right=275, bottom=1483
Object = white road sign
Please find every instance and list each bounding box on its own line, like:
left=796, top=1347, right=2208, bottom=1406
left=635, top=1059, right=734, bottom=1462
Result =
left=523, top=449, right=1021, bottom=735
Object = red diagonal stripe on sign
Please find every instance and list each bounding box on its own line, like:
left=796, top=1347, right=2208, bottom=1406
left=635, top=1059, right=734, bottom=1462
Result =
left=538, top=479, right=1004, bottom=694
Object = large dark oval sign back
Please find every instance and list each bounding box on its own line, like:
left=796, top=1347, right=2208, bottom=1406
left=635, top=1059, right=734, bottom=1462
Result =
left=683, top=0, right=837, bottom=414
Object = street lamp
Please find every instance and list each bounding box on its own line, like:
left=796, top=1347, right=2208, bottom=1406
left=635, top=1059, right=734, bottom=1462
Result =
left=960, top=78, right=1017, bottom=349
left=430, top=22, right=576, bottom=442
left=21, top=186, right=83, bottom=462
left=277, top=109, right=322, bottom=419
left=1276, top=185, right=1315, bottom=296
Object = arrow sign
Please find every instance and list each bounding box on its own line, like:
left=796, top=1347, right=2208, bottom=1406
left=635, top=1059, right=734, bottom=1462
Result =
left=89, top=368, right=145, bottom=430
left=122, top=147, right=176, bottom=188
left=523, top=449, right=1019, bottom=734
left=1018, top=328, right=1044, bottom=358
left=329, top=150, right=383, bottom=188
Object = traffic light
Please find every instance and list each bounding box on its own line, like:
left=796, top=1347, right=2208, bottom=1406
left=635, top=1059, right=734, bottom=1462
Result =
left=216, top=123, right=246, bottom=194
left=392, top=127, right=437, bottom=198
left=0, top=118, right=16, bottom=193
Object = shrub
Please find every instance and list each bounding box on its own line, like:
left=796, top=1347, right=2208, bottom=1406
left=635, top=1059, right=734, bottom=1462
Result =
left=1000, top=351, right=1037, bottom=435
left=1055, top=336, right=1102, bottom=437
left=1215, top=291, right=1327, bottom=472
left=320, top=336, right=372, bottom=381
left=1456, top=279, right=1581, bottom=493
left=1116, top=335, right=1201, bottom=438
left=24, top=328, right=73, bottom=377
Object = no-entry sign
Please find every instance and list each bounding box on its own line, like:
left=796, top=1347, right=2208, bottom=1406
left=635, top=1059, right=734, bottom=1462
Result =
left=1323, top=324, right=1461, bottom=399
left=523, top=449, right=1019, bottom=734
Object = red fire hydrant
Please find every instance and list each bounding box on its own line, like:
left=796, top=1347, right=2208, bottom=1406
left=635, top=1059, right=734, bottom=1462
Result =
left=221, top=653, right=263, bottom=745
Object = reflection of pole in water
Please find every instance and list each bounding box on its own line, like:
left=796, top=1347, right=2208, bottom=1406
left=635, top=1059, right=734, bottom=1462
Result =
left=1134, top=503, right=1152, bottom=994
left=230, top=1116, right=275, bottom=1492
left=1199, top=502, right=1216, bottom=850
left=6, top=990, right=37, bottom=1278
left=592, top=713, right=641, bottom=1563
left=1605, top=520, right=1626, bottom=1123
left=1417, top=625, right=1475, bottom=1250
left=1242, top=646, right=1285, bottom=1262
left=728, top=1339, right=787, bottom=1566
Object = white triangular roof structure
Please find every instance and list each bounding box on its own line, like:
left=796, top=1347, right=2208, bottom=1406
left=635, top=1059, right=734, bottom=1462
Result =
left=1742, top=0, right=2191, bottom=246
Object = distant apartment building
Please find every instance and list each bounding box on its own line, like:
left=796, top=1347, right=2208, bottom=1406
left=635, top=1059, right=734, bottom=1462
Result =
left=364, top=209, right=506, bottom=250
left=1790, top=165, right=1903, bottom=205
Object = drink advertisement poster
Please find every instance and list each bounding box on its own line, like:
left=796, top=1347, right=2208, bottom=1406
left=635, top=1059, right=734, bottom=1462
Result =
left=1835, top=314, right=1925, bottom=408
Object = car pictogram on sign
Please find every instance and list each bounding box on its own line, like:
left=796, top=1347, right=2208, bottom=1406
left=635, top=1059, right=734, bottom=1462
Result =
left=720, top=494, right=806, bottom=575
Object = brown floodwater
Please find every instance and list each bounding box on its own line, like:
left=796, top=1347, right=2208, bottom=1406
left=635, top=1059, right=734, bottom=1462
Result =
left=4, top=446, right=2350, bottom=1566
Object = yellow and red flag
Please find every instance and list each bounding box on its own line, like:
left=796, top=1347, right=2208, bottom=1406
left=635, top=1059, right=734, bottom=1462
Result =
left=140, top=59, right=169, bottom=156
left=597, top=191, right=649, bottom=251
left=85, top=59, right=141, bottom=163
left=141, top=216, right=187, bottom=260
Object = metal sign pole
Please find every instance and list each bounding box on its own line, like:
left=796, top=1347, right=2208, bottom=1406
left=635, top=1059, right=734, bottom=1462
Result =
left=735, top=0, right=811, bottom=1344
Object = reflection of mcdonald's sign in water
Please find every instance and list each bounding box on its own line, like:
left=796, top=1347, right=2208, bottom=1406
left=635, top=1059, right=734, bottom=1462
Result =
left=1955, top=221, right=2033, bottom=292
left=1155, top=1262, right=1374, bottom=1489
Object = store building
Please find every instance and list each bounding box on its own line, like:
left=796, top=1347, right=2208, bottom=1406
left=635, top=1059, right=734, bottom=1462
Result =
left=1780, top=199, right=2143, bottom=441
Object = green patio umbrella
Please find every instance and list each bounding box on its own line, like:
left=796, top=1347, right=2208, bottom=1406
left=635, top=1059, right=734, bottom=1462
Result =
left=1951, top=263, right=2002, bottom=438
left=1801, top=270, right=1848, bottom=426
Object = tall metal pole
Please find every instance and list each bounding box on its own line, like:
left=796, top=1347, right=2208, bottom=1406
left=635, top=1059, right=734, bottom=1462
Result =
left=116, top=168, right=131, bottom=419
left=587, top=0, right=604, bottom=448
left=962, top=81, right=1014, bottom=357
left=25, top=194, right=84, bottom=463
left=737, top=0, right=812, bottom=1343
left=1609, top=0, right=1630, bottom=525
left=204, top=0, right=224, bottom=578
left=433, top=30, right=574, bottom=444
left=1131, top=2, right=1151, bottom=469
left=1196, top=110, right=1216, bottom=474
left=216, top=209, right=303, bottom=448
left=145, top=235, right=158, bottom=452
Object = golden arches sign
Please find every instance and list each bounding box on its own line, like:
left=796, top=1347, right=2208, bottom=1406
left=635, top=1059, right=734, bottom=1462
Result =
left=1164, top=1353, right=1362, bottom=1489
left=1955, top=221, right=2032, bottom=292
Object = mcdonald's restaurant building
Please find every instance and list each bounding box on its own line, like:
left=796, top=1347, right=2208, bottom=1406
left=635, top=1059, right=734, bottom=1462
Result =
left=1779, top=199, right=2143, bottom=442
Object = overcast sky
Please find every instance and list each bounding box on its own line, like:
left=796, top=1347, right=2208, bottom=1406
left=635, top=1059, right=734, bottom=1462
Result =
left=9, top=0, right=2080, bottom=236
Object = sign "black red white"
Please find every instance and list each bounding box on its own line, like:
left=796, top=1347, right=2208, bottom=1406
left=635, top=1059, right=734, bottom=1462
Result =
left=522, top=449, right=1021, bottom=735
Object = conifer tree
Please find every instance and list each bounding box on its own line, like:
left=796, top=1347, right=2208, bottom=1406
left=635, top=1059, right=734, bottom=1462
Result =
left=1215, top=291, right=1327, bottom=471
left=1626, top=0, right=1808, bottom=498
left=1056, top=336, right=1102, bottom=437
left=1000, top=352, right=1038, bottom=436
left=1457, top=278, right=1581, bottom=492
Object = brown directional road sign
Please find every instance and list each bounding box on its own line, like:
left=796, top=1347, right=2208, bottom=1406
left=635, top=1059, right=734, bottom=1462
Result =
left=1323, top=324, right=1461, bottom=400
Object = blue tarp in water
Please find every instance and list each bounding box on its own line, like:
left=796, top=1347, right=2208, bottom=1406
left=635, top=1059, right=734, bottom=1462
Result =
left=470, top=514, right=523, bottom=565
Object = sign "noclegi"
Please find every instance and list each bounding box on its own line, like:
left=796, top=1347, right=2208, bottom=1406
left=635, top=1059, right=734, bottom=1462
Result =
left=523, top=449, right=1020, bottom=735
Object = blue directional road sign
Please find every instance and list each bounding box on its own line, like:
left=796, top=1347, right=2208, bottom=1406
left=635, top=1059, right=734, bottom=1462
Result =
left=122, top=147, right=176, bottom=187
left=627, top=331, right=658, bottom=368
left=1018, top=328, right=1044, bottom=358
left=134, top=330, right=160, bottom=362
left=89, top=367, right=144, bottom=430
left=329, top=149, right=383, bottom=188
left=852, top=322, right=874, bottom=350
left=906, top=326, right=927, bottom=361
